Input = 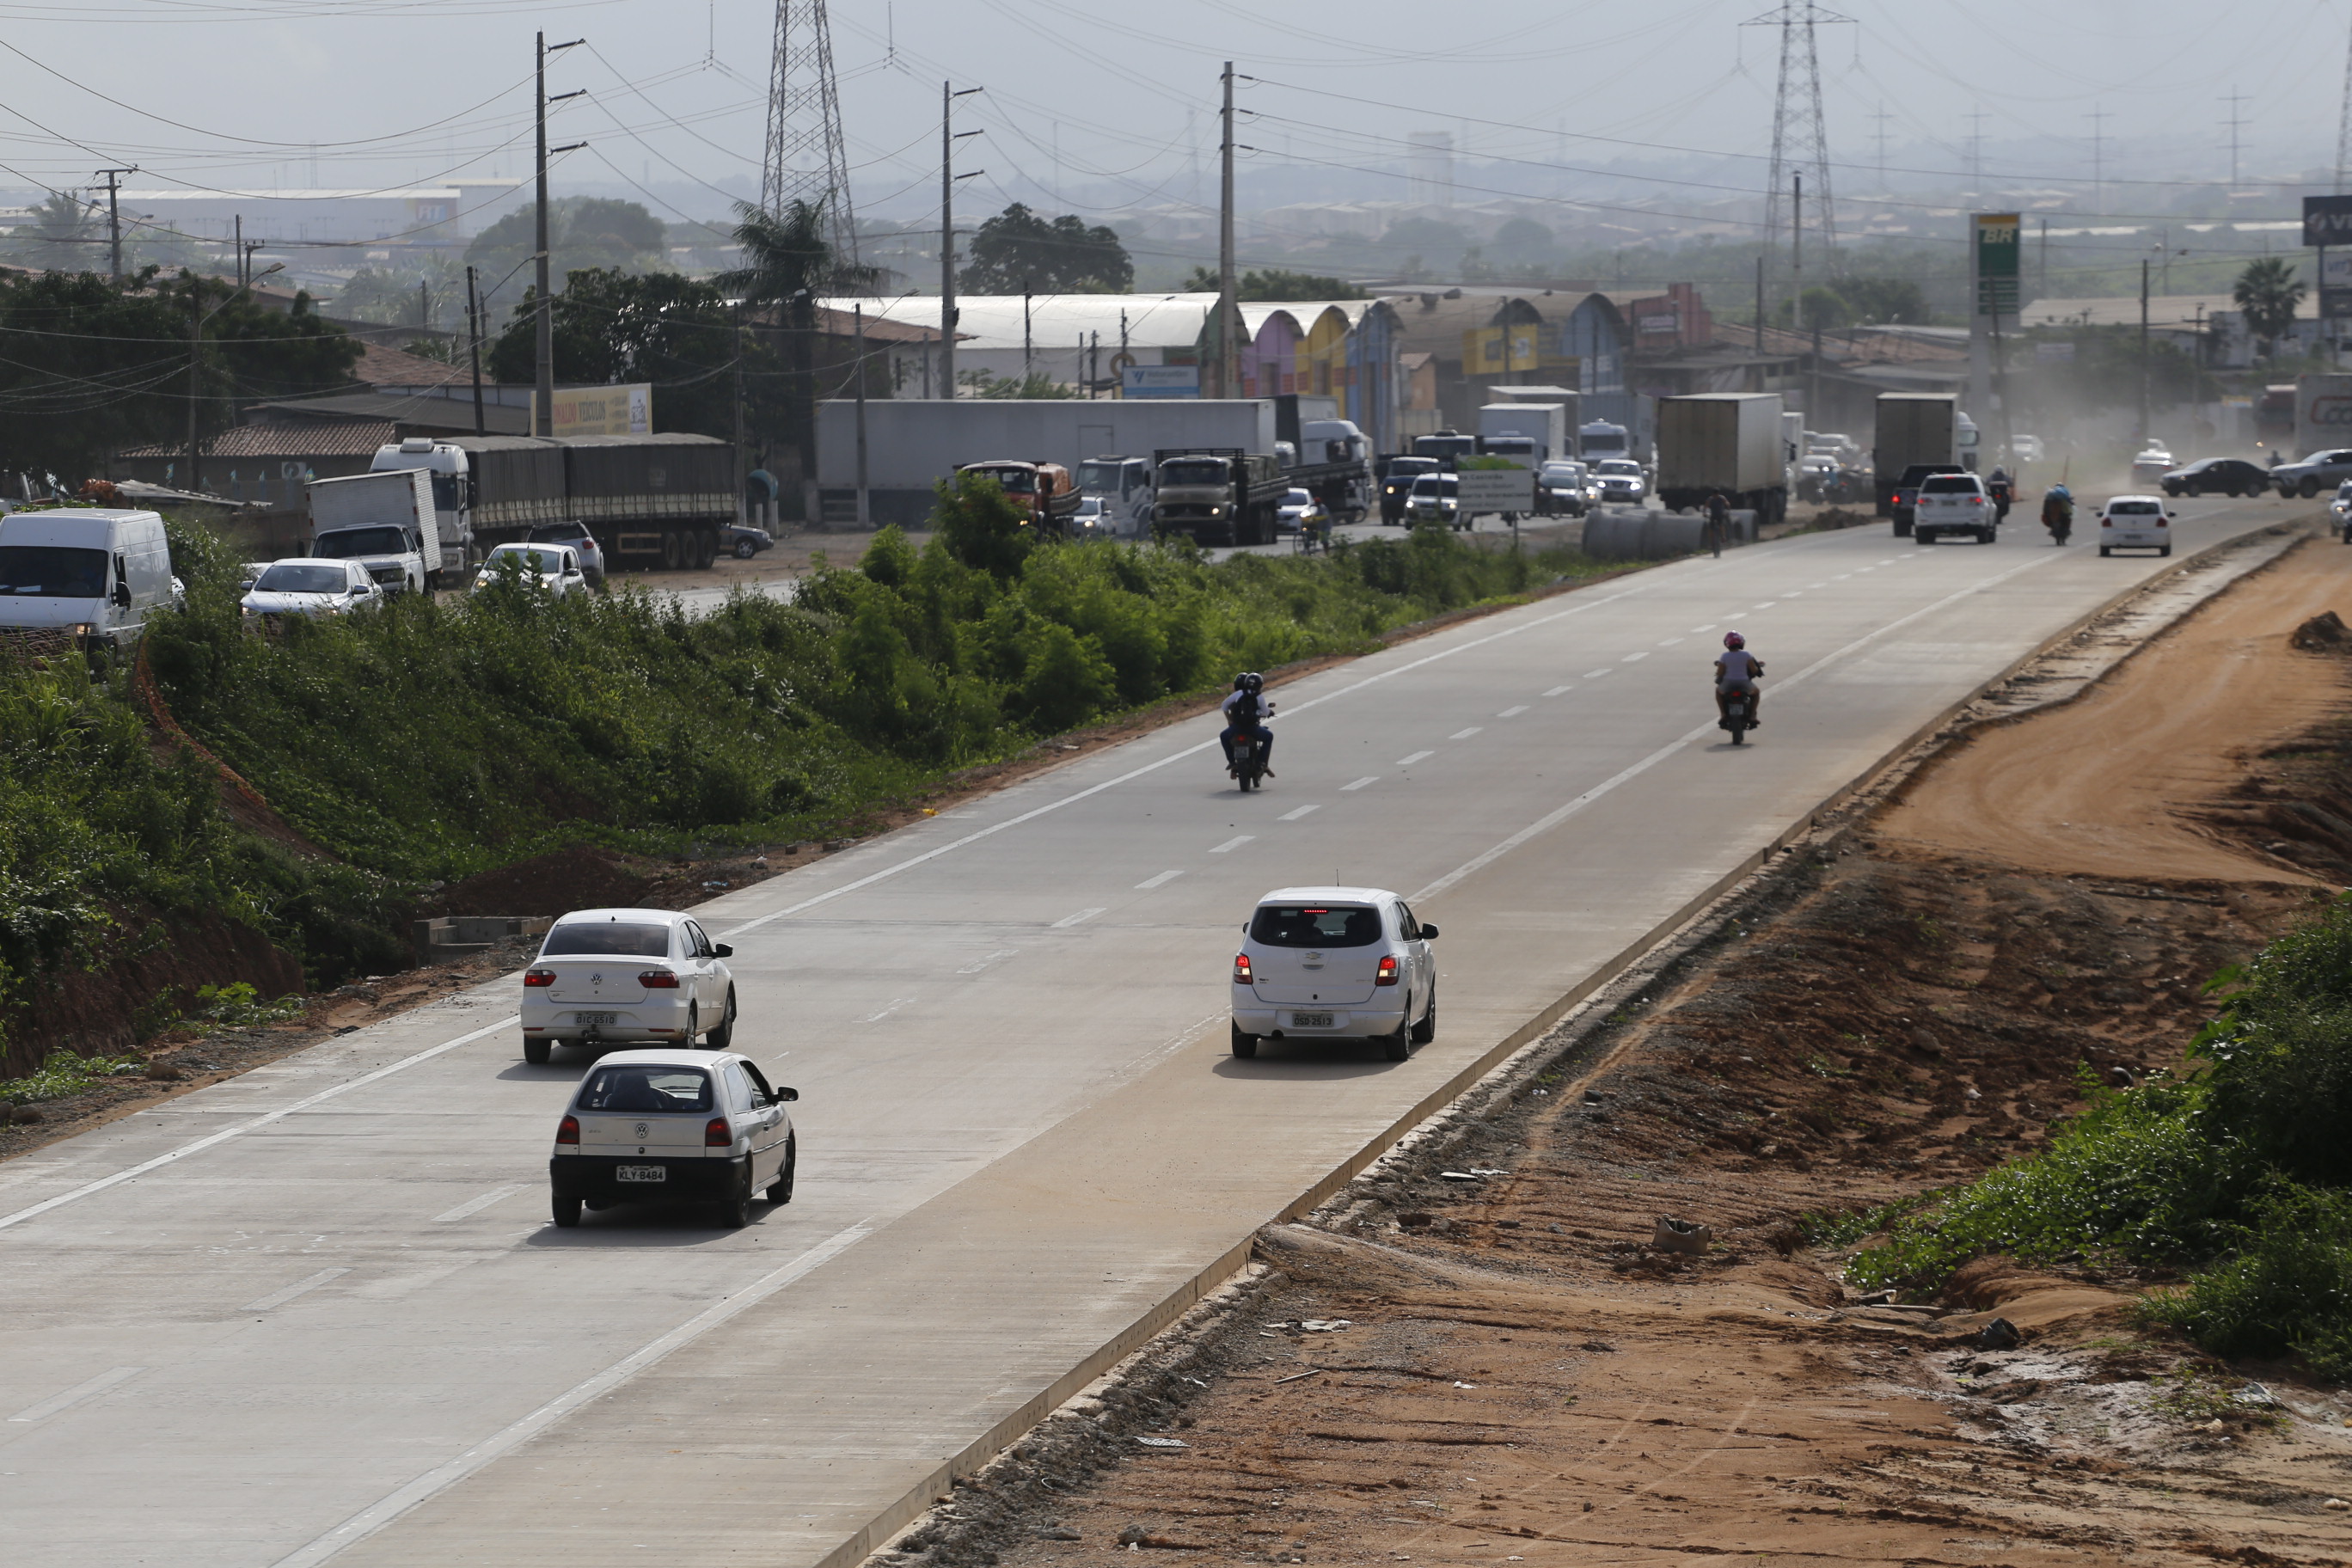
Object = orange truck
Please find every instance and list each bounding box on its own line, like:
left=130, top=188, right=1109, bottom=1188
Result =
left=956, top=460, right=1082, bottom=532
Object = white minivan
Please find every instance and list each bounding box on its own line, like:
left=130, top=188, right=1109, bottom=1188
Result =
left=2100, top=494, right=2175, bottom=558
left=0, top=508, right=176, bottom=648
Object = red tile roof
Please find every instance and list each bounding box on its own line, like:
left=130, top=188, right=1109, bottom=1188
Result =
left=116, top=419, right=400, bottom=460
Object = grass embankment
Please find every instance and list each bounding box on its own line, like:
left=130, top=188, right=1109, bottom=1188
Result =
left=0, top=482, right=1605, bottom=1069
left=1849, top=897, right=2352, bottom=1376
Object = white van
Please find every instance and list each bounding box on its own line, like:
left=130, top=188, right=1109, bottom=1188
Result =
left=0, top=509, right=176, bottom=648
left=2100, top=493, right=2174, bottom=558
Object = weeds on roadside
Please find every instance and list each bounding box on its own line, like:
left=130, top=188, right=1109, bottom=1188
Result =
left=0, top=1050, right=145, bottom=1106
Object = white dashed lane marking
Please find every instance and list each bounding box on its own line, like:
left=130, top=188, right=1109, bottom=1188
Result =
left=1277, top=804, right=1321, bottom=822
left=1450, top=726, right=1483, bottom=739
left=1209, top=835, right=1254, bottom=854
left=1396, top=750, right=1435, bottom=767
left=1135, top=870, right=1185, bottom=890
left=1341, top=776, right=1379, bottom=791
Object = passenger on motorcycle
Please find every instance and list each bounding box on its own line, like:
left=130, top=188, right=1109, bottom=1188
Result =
left=1221, top=671, right=1277, bottom=777
left=1715, top=632, right=1763, bottom=727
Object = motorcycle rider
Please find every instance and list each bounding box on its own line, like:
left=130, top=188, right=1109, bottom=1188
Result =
left=1987, top=465, right=2014, bottom=521
left=1221, top=671, right=1276, bottom=778
left=2041, top=483, right=2073, bottom=545
left=1715, top=631, right=1763, bottom=729
left=1702, top=490, right=1731, bottom=558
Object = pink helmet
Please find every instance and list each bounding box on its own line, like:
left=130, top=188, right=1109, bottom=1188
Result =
left=1724, top=631, right=1745, bottom=650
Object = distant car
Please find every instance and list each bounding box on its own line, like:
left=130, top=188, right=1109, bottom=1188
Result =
left=1406, top=473, right=1461, bottom=530
left=1537, top=460, right=1589, bottom=517
left=525, top=521, right=606, bottom=587
left=2272, top=448, right=2352, bottom=499
left=519, top=907, right=738, bottom=1064
left=1912, top=471, right=1998, bottom=546
left=1379, top=456, right=1441, bottom=525
left=2158, top=457, right=2267, bottom=499
left=2099, top=493, right=2174, bottom=558
left=1888, top=462, right=1965, bottom=535
left=1230, top=886, right=1438, bottom=1063
left=239, top=558, right=381, bottom=620
left=472, top=542, right=584, bottom=597
left=547, top=1049, right=796, bottom=1229
left=2129, top=447, right=2176, bottom=486
left=725, top=523, right=775, bottom=559
left=2008, top=434, right=2046, bottom=464
left=2331, top=480, right=2352, bottom=539
left=1274, top=487, right=1326, bottom=536
left=1068, top=494, right=1115, bottom=539
left=1591, top=457, right=1646, bottom=504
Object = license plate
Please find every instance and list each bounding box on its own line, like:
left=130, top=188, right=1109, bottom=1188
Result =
left=1290, top=1011, right=1336, bottom=1028
left=616, top=1165, right=665, bottom=1183
left=575, top=1012, right=617, bottom=1026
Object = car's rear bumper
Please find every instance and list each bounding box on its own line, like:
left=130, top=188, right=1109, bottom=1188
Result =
left=1234, top=1001, right=1407, bottom=1039
left=2104, top=531, right=2167, bottom=548
left=521, top=995, right=693, bottom=1044
left=550, top=1153, right=746, bottom=1201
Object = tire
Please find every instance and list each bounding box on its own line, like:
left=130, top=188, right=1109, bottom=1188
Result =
left=705, top=988, right=736, bottom=1050
left=1409, top=983, right=1436, bottom=1045
left=685, top=1002, right=699, bottom=1044
left=1979, top=529, right=1994, bottom=544
left=552, top=1193, right=581, bottom=1228
left=2160, top=544, right=2171, bottom=557
left=2183, top=481, right=2200, bottom=498
left=659, top=530, right=683, bottom=571
left=1729, top=720, right=1746, bottom=746
left=734, top=537, right=757, bottom=560
left=715, top=1164, right=753, bottom=1228
left=1381, top=1020, right=1412, bottom=1063
left=2305, top=477, right=2322, bottom=499
left=2099, top=545, right=2112, bottom=557
left=700, top=529, right=721, bottom=569
left=1893, top=520, right=1913, bottom=537
left=1230, top=1021, right=1258, bottom=1059
left=524, top=1036, right=551, bottom=1065
left=766, top=1131, right=796, bottom=1205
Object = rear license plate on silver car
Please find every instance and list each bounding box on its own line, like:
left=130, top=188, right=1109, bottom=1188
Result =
left=616, top=1165, right=665, bottom=1183
left=1290, top=1012, right=1335, bottom=1028
left=574, top=1012, right=617, bottom=1026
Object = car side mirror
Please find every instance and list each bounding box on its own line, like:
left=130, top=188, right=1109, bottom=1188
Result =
left=112, top=583, right=132, bottom=608
left=772, top=1086, right=799, bottom=1102
left=713, top=942, right=732, bottom=958
left=1419, top=924, right=1439, bottom=939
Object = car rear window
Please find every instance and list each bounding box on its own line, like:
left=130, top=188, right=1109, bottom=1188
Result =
left=1251, top=904, right=1385, bottom=947
left=2110, top=501, right=2161, bottom=516
left=576, top=1065, right=711, bottom=1113
left=1920, top=476, right=1981, bottom=493
left=542, top=921, right=671, bottom=956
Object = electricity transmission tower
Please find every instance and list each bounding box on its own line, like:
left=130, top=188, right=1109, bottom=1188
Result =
left=762, top=0, right=858, bottom=262
left=2337, top=16, right=2352, bottom=191
left=1743, top=3, right=1852, bottom=271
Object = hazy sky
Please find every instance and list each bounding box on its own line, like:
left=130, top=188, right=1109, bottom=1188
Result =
left=5, top=0, right=2347, bottom=230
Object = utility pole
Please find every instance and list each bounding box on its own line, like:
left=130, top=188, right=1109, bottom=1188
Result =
left=234, top=214, right=242, bottom=287
left=1022, top=284, right=1033, bottom=382
left=1218, top=60, right=1239, bottom=400
left=420, top=279, right=431, bottom=332
left=1754, top=254, right=1764, bottom=352
left=534, top=32, right=586, bottom=437
left=854, top=303, right=870, bottom=526
left=732, top=300, right=748, bottom=522
left=940, top=81, right=982, bottom=400
left=466, top=264, right=487, bottom=436
left=2086, top=103, right=2110, bottom=216
left=2220, top=88, right=2251, bottom=186
left=95, top=167, right=134, bottom=279
left=187, top=262, right=282, bottom=493
left=2139, top=256, right=2151, bottom=445
left=1792, top=172, right=1803, bottom=330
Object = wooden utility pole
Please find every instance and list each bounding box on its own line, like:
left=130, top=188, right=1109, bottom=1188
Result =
left=466, top=264, right=487, bottom=436
left=96, top=167, right=134, bottom=279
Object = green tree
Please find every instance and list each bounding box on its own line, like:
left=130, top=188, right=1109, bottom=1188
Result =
left=1831, top=276, right=1929, bottom=326
left=1181, top=266, right=1366, bottom=301
left=0, top=192, right=104, bottom=272
left=717, top=199, right=882, bottom=502
left=331, top=258, right=464, bottom=331
left=2234, top=256, right=2306, bottom=356
left=960, top=204, right=1132, bottom=294
left=463, top=198, right=669, bottom=287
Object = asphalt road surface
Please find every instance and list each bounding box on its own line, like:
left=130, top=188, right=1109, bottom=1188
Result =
left=0, top=497, right=2292, bottom=1567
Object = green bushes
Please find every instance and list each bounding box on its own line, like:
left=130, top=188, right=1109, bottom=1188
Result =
left=1848, top=895, right=2352, bottom=1375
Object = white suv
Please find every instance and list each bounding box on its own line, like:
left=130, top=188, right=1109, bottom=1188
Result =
left=1231, top=886, right=1438, bottom=1063
left=2100, top=493, right=2174, bottom=557
left=1912, top=472, right=1997, bottom=545
left=519, top=908, right=737, bottom=1064
left=548, top=1049, right=795, bottom=1228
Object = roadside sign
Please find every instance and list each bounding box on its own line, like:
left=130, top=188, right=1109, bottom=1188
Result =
left=2306, top=195, right=2352, bottom=246
left=1974, top=213, right=2019, bottom=317
left=1455, top=467, right=1535, bottom=513
left=1123, top=364, right=1199, bottom=399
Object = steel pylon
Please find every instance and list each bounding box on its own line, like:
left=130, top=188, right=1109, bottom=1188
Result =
left=762, top=0, right=858, bottom=262
left=1743, top=3, right=1851, bottom=266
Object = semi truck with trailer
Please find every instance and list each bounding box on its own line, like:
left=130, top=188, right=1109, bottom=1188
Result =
left=1653, top=392, right=1789, bottom=524
left=1289, top=417, right=1375, bottom=522
left=369, top=433, right=736, bottom=571
left=1150, top=448, right=1287, bottom=547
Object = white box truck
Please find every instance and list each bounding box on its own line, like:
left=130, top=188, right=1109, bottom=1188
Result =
left=1872, top=394, right=1961, bottom=530
left=0, top=508, right=176, bottom=649
left=307, top=469, right=444, bottom=593
left=1654, top=393, right=1788, bottom=524
left=1477, top=401, right=1570, bottom=465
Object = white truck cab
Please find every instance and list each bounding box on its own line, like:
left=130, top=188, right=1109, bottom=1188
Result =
left=0, top=508, right=176, bottom=648
left=368, top=438, right=472, bottom=560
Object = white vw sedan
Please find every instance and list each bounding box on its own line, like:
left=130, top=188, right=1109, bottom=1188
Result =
left=548, top=1049, right=795, bottom=1228
left=519, top=908, right=737, bottom=1064
left=1230, top=886, right=1438, bottom=1063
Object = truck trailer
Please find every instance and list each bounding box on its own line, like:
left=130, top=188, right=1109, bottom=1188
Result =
left=1654, top=393, right=1788, bottom=523
left=1477, top=401, right=1571, bottom=465
left=1873, top=394, right=1959, bottom=518
left=370, top=433, right=736, bottom=571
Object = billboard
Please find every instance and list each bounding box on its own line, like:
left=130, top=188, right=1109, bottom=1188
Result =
left=541, top=383, right=652, bottom=437
left=2306, top=195, right=2352, bottom=247
left=1462, top=326, right=1540, bottom=376
left=1455, top=466, right=1535, bottom=514
left=1974, top=212, right=2019, bottom=317
left=1123, top=364, right=1200, bottom=399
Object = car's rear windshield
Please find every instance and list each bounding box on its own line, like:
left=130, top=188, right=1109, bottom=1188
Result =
left=254, top=564, right=348, bottom=594
left=1920, top=475, right=1980, bottom=493
left=526, top=524, right=591, bottom=542
left=2110, top=500, right=2162, bottom=516
left=576, top=1065, right=711, bottom=1113
left=311, top=527, right=408, bottom=558
left=0, top=545, right=106, bottom=597
left=1251, top=903, right=1384, bottom=947
left=542, top=921, right=671, bottom=957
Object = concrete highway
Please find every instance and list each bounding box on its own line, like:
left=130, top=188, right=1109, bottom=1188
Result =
left=0, top=496, right=2291, bottom=1566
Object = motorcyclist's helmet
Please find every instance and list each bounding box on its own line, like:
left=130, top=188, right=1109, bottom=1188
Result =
left=1233, top=673, right=1250, bottom=691
left=1723, top=632, right=1745, bottom=650
left=1241, top=671, right=1264, bottom=695
left=2049, top=483, right=2072, bottom=500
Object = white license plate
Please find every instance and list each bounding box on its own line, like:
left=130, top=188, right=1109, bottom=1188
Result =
left=1290, top=1011, right=1336, bottom=1029
left=616, top=1165, right=665, bottom=1183
left=574, top=1012, right=617, bottom=1026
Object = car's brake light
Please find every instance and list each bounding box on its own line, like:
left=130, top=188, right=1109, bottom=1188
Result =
left=705, top=1117, right=732, bottom=1147
left=640, top=970, right=680, bottom=989
left=556, top=1115, right=579, bottom=1144
left=524, top=968, right=555, bottom=988
left=1375, top=956, right=1400, bottom=986
left=1234, top=952, right=1253, bottom=984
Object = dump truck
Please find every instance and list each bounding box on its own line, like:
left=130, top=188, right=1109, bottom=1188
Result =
left=1653, top=392, right=1788, bottom=523
left=305, top=468, right=445, bottom=593
left=1150, top=447, right=1287, bottom=547
left=1871, top=394, right=1959, bottom=520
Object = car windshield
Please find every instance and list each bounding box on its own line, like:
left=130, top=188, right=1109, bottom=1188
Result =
left=0, top=545, right=106, bottom=597
left=575, top=1065, right=712, bottom=1114
left=1920, top=475, right=1980, bottom=493
left=1160, top=460, right=1228, bottom=487
left=254, top=564, right=349, bottom=594
left=1072, top=496, right=1104, bottom=514
left=2110, top=500, right=2162, bottom=516
left=969, top=465, right=1037, bottom=493
left=310, top=527, right=408, bottom=559
left=1252, top=903, right=1384, bottom=948
left=1075, top=461, right=1127, bottom=491
left=542, top=921, right=671, bottom=957
left=1540, top=463, right=1579, bottom=481
left=1283, top=490, right=1311, bottom=505
left=1412, top=476, right=1457, bottom=495
left=487, top=548, right=560, bottom=573
left=1597, top=460, right=1640, bottom=475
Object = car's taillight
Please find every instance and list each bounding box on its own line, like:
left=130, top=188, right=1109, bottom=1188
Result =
left=705, top=1118, right=732, bottom=1147
left=1375, top=956, right=1400, bottom=986
left=556, top=1115, right=579, bottom=1144
left=1234, top=953, right=1253, bottom=984
left=524, top=968, right=555, bottom=988
left=640, top=970, right=680, bottom=989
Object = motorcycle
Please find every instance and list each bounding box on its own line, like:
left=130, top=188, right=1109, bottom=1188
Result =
left=1231, top=727, right=1268, bottom=791
left=2043, top=502, right=2073, bottom=547
left=1719, top=688, right=1755, bottom=746
left=1987, top=477, right=2014, bottom=522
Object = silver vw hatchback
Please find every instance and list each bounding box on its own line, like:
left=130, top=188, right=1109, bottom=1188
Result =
left=1230, top=885, right=1438, bottom=1062
left=548, top=1049, right=796, bottom=1228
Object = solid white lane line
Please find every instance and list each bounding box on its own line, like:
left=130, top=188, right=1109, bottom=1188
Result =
left=0, top=1014, right=520, bottom=1234
left=1342, top=776, right=1379, bottom=791
left=1277, top=804, right=1321, bottom=821
left=272, top=1223, right=875, bottom=1568
left=1209, top=835, right=1255, bottom=853
left=1050, top=908, right=1106, bottom=928
left=242, top=1267, right=352, bottom=1310
left=8, top=1367, right=144, bottom=1424
left=433, top=1187, right=526, bottom=1223
left=1620, top=651, right=1649, bottom=662
left=1497, top=706, right=1528, bottom=718
left=1396, top=750, right=1435, bottom=766
left=1543, top=685, right=1571, bottom=696
left=1450, top=726, right=1483, bottom=739
left=1136, top=869, right=1185, bottom=890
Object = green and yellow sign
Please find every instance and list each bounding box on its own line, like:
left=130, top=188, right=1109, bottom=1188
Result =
left=1975, top=212, right=2020, bottom=318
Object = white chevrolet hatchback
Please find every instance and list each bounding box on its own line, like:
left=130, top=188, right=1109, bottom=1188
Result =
left=519, top=908, right=736, bottom=1064
left=1231, top=886, right=1438, bottom=1062
left=548, top=1049, right=796, bottom=1228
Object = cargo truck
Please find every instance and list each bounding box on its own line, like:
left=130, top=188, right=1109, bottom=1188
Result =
left=306, top=469, right=444, bottom=594
left=1871, top=393, right=1960, bottom=531
left=1653, top=393, right=1788, bottom=524
left=957, top=459, right=1081, bottom=531
left=1151, top=448, right=1286, bottom=547
left=369, top=433, right=737, bottom=571
left=2295, top=373, right=2352, bottom=458
left=1289, top=417, right=1374, bottom=522
left=1577, top=419, right=1632, bottom=462
left=1477, top=401, right=1570, bottom=466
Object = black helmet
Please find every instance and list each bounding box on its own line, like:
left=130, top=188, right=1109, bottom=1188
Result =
left=1241, top=671, right=1264, bottom=694
left=1233, top=673, right=1250, bottom=691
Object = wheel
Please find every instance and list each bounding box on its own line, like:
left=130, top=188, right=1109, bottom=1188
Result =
left=1409, top=983, right=1436, bottom=1045
left=1893, top=520, right=1912, bottom=537
left=715, top=1164, right=753, bottom=1228
left=1230, top=1021, right=1258, bottom=1059
left=2182, top=481, right=2200, bottom=498
left=685, top=1001, right=699, bottom=1043
left=524, top=1036, right=551, bottom=1065
left=551, top=1193, right=581, bottom=1228
left=2304, top=477, right=2322, bottom=499
left=1729, top=721, right=1746, bottom=746
left=700, top=529, right=721, bottom=569
left=705, top=988, right=736, bottom=1050
left=734, top=536, right=757, bottom=560
left=659, top=530, right=683, bottom=570
left=1914, top=530, right=1933, bottom=544
left=767, top=1131, right=796, bottom=1205
left=2159, top=544, right=2171, bottom=557
left=2099, top=545, right=2112, bottom=557
left=1381, top=1021, right=1412, bottom=1063
left=1978, top=529, right=1994, bottom=544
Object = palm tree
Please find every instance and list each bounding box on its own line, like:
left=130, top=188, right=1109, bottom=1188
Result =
left=2233, top=257, right=2306, bottom=358
left=6, top=192, right=102, bottom=273
left=720, top=199, right=880, bottom=515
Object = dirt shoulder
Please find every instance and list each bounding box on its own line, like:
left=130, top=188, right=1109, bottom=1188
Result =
left=879, top=536, right=2352, bottom=1568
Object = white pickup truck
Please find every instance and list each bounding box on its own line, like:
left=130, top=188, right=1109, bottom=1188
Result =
left=306, top=469, right=450, bottom=594
left=1911, top=470, right=1999, bottom=546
